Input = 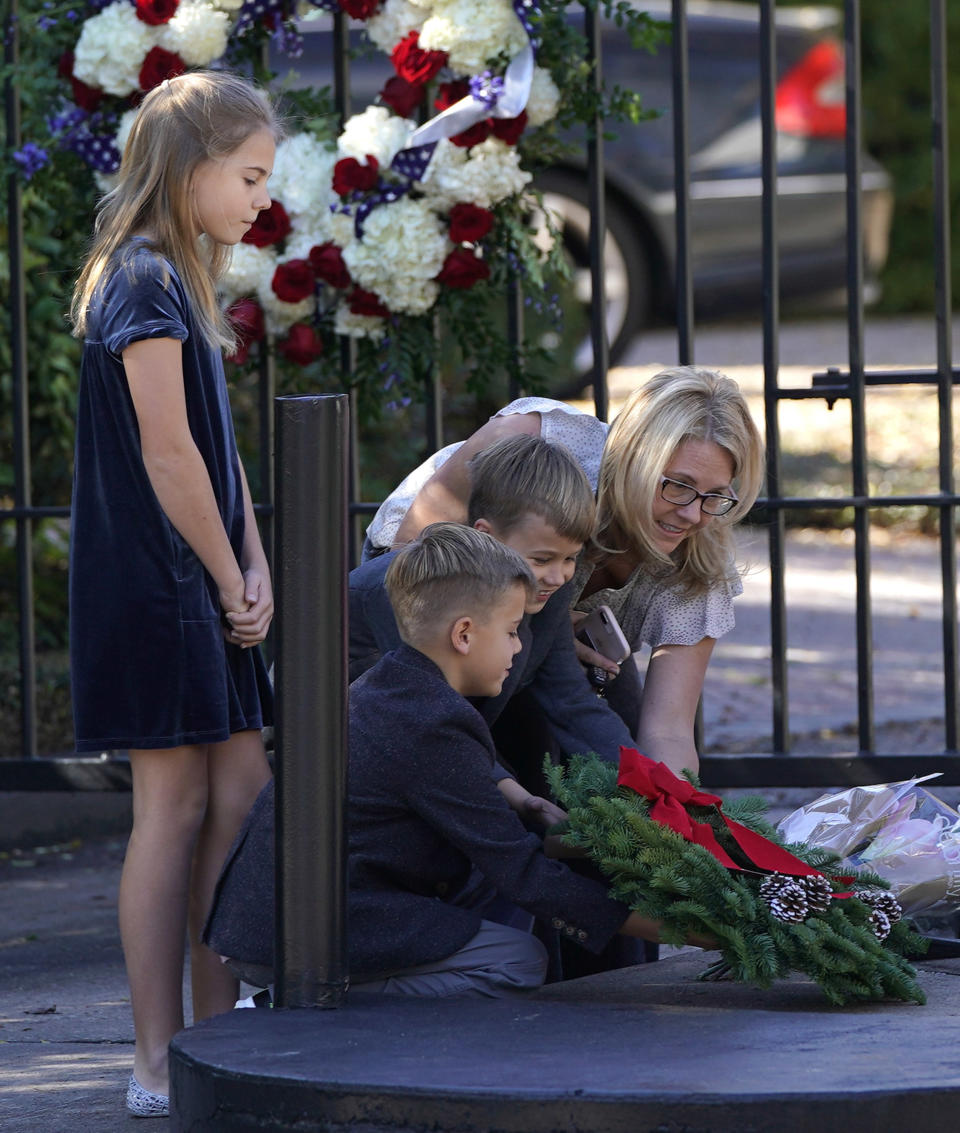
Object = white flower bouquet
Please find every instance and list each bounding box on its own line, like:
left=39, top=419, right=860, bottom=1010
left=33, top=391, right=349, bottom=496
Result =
left=777, top=776, right=960, bottom=915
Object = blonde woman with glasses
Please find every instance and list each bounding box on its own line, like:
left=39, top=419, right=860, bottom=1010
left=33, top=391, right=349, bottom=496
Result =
left=364, top=366, right=765, bottom=779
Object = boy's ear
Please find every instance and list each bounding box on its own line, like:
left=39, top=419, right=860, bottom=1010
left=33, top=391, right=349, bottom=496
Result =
left=472, top=518, right=493, bottom=535
left=450, top=615, right=474, bottom=656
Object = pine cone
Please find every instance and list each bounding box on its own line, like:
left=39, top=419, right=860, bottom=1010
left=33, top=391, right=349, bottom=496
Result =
left=768, top=880, right=809, bottom=923
left=803, top=875, right=833, bottom=915
left=859, top=889, right=903, bottom=925
left=869, top=908, right=892, bottom=941
left=759, top=873, right=788, bottom=901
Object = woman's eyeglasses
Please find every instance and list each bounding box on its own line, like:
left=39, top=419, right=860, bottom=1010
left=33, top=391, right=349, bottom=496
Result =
left=660, top=476, right=738, bottom=516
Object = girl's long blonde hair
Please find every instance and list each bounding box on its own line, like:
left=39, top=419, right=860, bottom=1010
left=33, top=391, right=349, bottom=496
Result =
left=71, top=71, right=281, bottom=351
left=593, top=366, right=765, bottom=593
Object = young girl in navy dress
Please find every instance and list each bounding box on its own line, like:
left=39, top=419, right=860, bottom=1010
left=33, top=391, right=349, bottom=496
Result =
left=69, top=72, right=281, bottom=1117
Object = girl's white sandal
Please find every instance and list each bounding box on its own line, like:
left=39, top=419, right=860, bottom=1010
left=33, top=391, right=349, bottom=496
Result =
left=126, top=1075, right=169, bottom=1118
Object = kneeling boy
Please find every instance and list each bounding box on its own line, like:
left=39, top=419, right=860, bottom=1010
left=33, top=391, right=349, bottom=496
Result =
left=206, top=524, right=663, bottom=996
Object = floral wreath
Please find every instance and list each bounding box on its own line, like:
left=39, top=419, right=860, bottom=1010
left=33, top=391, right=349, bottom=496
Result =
left=24, top=0, right=657, bottom=411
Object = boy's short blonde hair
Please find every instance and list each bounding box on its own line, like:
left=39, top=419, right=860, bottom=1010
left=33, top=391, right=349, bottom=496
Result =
left=385, top=523, right=535, bottom=647
left=466, top=434, right=595, bottom=546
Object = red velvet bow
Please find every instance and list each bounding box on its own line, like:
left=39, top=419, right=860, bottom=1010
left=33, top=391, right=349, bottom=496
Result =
left=617, top=747, right=844, bottom=883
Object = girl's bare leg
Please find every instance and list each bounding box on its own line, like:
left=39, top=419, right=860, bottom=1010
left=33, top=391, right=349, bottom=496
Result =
left=188, top=728, right=271, bottom=1022
left=120, top=745, right=209, bottom=1096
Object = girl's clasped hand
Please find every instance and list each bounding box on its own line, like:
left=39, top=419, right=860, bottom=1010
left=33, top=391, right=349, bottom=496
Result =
left=222, top=570, right=274, bottom=647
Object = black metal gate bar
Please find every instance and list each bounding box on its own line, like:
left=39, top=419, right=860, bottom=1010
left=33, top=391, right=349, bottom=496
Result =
left=506, top=274, right=523, bottom=404
left=930, top=0, right=959, bottom=750
left=332, top=9, right=364, bottom=565
left=585, top=2, right=609, bottom=422
left=671, top=0, right=693, bottom=366
left=759, top=0, right=789, bottom=754
left=5, top=0, right=37, bottom=761
left=256, top=348, right=276, bottom=562
left=843, top=0, right=875, bottom=753
left=811, top=366, right=960, bottom=389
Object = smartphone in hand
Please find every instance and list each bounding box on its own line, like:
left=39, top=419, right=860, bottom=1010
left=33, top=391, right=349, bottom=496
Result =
left=575, top=604, right=631, bottom=665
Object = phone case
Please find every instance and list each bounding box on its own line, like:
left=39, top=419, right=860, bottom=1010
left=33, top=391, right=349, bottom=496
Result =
left=576, top=604, right=631, bottom=665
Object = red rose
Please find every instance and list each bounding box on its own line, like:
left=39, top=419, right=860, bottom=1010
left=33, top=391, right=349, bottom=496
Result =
left=448, top=203, right=495, bottom=244
left=135, top=0, right=179, bottom=25
left=278, top=323, right=324, bottom=365
left=491, top=111, right=528, bottom=146
left=225, top=298, right=265, bottom=365
left=434, top=79, right=469, bottom=113
left=391, top=31, right=448, bottom=86
left=60, top=52, right=104, bottom=112
left=436, top=247, right=491, bottom=290
left=242, top=200, right=291, bottom=248
left=271, top=259, right=316, bottom=304
left=71, top=70, right=104, bottom=113
left=380, top=75, right=423, bottom=118
left=450, top=120, right=492, bottom=148
left=309, top=242, right=351, bottom=289
left=332, top=156, right=380, bottom=197
left=348, top=287, right=390, bottom=318
left=337, top=0, right=380, bottom=16
left=138, top=46, right=185, bottom=92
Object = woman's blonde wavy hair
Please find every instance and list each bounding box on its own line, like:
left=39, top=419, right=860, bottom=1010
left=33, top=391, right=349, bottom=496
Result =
left=593, top=366, right=765, bottom=594
left=70, top=71, right=282, bottom=351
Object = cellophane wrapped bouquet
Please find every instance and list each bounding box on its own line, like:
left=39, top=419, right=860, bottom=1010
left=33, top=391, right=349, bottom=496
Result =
left=777, top=775, right=960, bottom=916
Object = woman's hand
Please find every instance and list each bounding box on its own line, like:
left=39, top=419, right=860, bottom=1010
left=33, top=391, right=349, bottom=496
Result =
left=570, top=611, right=621, bottom=677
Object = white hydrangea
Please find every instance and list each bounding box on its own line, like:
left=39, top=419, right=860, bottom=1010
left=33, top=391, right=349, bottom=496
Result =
left=365, top=0, right=428, bottom=54
left=257, top=288, right=316, bottom=335
left=328, top=210, right=357, bottom=248
left=73, top=1, right=153, bottom=97
left=219, top=243, right=275, bottom=304
left=334, top=303, right=386, bottom=341
left=342, top=197, right=448, bottom=315
left=283, top=228, right=327, bottom=263
left=419, top=0, right=526, bottom=73
left=338, top=106, right=416, bottom=168
left=270, top=134, right=338, bottom=222
left=160, top=1, right=230, bottom=68
left=212, top=0, right=243, bottom=10
left=525, top=66, right=561, bottom=127
left=94, top=170, right=119, bottom=195
left=114, top=108, right=139, bottom=161
left=420, top=136, right=530, bottom=210
left=414, top=137, right=466, bottom=195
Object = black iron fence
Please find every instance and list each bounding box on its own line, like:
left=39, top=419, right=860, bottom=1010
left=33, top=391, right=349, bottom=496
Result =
left=1, top=0, right=956, bottom=791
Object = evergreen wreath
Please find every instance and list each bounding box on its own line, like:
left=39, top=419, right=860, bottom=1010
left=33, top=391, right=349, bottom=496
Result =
left=545, top=750, right=928, bottom=1006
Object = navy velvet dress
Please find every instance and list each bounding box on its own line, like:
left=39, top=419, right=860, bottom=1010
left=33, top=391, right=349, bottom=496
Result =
left=69, top=243, right=271, bottom=751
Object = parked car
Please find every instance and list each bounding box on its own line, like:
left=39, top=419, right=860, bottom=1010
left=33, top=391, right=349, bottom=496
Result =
left=274, top=0, right=892, bottom=386
left=540, top=0, right=892, bottom=383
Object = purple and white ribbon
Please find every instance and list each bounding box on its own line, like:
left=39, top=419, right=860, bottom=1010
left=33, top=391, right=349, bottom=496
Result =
left=340, top=0, right=542, bottom=237
left=405, top=0, right=540, bottom=149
